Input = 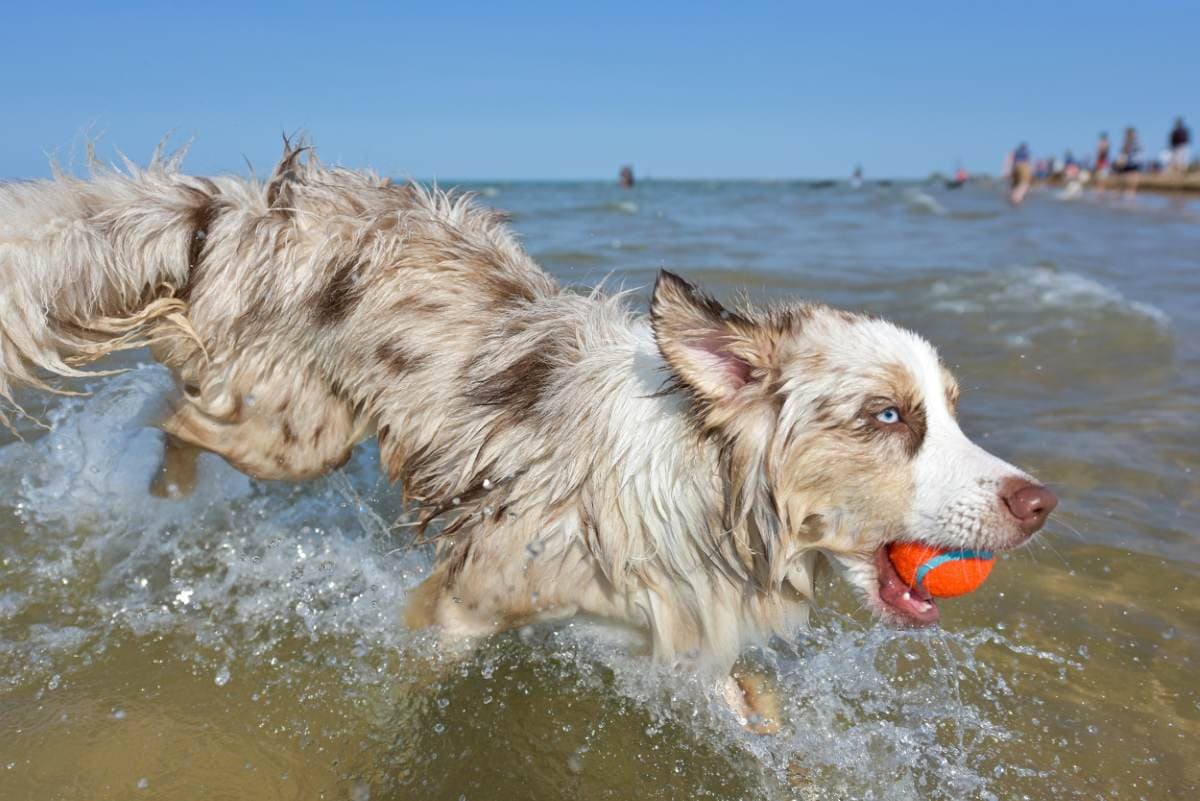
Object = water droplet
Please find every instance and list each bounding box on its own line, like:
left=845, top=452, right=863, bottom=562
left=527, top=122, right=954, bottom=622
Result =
left=47, top=674, right=60, bottom=690
left=481, top=478, right=494, bottom=490
left=214, top=665, right=231, bottom=687
left=112, top=709, right=127, bottom=720
left=437, top=697, right=450, bottom=710
left=433, top=723, right=446, bottom=734
left=525, top=540, right=544, bottom=558
left=136, top=778, right=149, bottom=790
left=451, top=497, right=461, bottom=506
left=245, top=395, right=256, bottom=407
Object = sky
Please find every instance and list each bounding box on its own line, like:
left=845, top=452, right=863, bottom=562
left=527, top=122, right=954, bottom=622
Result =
left=2, top=1, right=1198, bottom=180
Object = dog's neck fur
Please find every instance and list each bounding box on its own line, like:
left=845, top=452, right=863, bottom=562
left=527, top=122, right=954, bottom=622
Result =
left=357, top=291, right=815, bottom=673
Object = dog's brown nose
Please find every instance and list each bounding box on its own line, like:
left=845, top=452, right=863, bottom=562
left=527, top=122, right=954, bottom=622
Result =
left=1001, top=479, right=1058, bottom=535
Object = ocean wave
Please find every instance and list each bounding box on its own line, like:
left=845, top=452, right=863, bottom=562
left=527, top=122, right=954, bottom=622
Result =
left=904, top=189, right=948, bottom=216
left=928, top=265, right=1171, bottom=342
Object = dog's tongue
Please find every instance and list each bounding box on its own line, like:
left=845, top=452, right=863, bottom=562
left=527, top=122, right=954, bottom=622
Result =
left=875, top=547, right=940, bottom=626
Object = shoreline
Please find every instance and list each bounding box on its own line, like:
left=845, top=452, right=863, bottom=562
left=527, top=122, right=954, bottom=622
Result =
left=1040, top=171, right=1200, bottom=194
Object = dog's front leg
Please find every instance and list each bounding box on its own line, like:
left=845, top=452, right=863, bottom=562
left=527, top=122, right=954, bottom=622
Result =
left=149, top=433, right=202, bottom=498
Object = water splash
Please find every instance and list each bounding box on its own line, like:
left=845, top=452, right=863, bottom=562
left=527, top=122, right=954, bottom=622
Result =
left=0, top=367, right=1083, bottom=799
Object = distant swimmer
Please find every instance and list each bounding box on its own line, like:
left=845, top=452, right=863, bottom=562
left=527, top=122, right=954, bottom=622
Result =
left=1009, top=142, right=1032, bottom=205
left=619, top=165, right=635, bottom=188
left=850, top=164, right=863, bottom=189
left=947, top=164, right=968, bottom=189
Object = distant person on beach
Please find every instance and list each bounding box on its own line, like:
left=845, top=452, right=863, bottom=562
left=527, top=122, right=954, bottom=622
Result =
left=1108, top=128, right=1137, bottom=197
left=619, top=165, right=635, bottom=188
left=1113, top=127, right=1142, bottom=197
left=1064, top=150, right=1080, bottom=180
left=1094, top=132, right=1110, bottom=175
left=1113, top=127, right=1141, bottom=173
left=1009, top=142, right=1032, bottom=205
left=1169, top=118, right=1191, bottom=173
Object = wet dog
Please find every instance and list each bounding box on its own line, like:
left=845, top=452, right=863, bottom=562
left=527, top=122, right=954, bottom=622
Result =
left=0, top=141, right=1056, bottom=726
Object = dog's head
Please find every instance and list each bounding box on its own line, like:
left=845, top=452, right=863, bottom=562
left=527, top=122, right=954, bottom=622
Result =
left=651, top=271, right=1056, bottom=626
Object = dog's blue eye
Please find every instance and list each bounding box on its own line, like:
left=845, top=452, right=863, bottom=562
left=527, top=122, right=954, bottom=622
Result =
left=875, top=407, right=901, bottom=424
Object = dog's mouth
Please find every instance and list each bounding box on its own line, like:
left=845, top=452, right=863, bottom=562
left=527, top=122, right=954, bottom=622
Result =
left=872, top=545, right=939, bottom=627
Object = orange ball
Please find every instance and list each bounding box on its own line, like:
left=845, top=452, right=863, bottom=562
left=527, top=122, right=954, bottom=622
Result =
left=887, top=542, right=995, bottom=598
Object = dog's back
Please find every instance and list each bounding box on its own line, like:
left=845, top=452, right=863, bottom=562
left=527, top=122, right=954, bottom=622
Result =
left=0, top=143, right=579, bottom=500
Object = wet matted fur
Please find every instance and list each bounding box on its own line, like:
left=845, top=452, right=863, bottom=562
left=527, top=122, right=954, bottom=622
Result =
left=0, top=141, right=1055, bottom=718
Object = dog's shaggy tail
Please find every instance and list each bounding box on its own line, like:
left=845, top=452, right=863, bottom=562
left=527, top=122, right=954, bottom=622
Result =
left=0, top=147, right=210, bottom=427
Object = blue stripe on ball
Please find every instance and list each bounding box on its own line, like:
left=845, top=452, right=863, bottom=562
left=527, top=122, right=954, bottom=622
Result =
left=914, top=549, right=995, bottom=592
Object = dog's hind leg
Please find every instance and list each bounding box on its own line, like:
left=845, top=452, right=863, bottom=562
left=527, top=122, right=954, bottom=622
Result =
left=161, top=398, right=366, bottom=482
left=155, top=357, right=370, bottom=482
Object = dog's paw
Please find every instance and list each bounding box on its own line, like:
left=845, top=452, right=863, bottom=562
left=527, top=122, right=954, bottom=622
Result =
left=722, top=673, right=782, bottom=735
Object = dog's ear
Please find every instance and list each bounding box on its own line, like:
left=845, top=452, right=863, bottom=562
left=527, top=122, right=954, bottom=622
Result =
left=651, top=271, right=778, bottom=403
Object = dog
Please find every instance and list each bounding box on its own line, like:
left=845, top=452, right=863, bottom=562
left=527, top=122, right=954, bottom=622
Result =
left=0, top=140, right=1056, bottom=727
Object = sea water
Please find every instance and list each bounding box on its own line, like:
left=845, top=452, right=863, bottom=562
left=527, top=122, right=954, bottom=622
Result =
left=1, top=180, right=1197, bottom=799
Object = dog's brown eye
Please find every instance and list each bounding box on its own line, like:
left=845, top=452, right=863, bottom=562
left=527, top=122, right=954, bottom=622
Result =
left=874, top=407, right=902, bottom=425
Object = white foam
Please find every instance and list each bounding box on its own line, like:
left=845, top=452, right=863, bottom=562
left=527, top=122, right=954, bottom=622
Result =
left=929, top=266, right=1170, bottom=332
left=0, top=366, right=430, bottom=673
left=904, top=190, right=948, bottom=216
